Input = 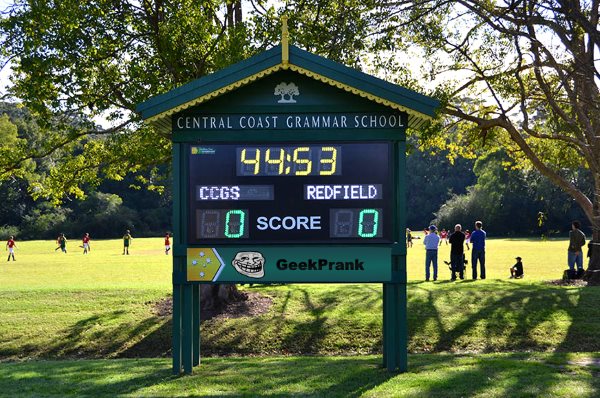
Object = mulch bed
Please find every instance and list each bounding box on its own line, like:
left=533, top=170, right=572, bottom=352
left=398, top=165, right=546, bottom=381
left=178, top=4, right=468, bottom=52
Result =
left=151, top=291, right=273, bottom=321
left=545, top=279, right=588, bottom=287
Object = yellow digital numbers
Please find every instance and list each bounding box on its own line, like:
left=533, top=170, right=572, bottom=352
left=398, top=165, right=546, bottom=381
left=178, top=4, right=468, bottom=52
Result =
left=266, top=148, right=285, bottom=174
left=293, top=147, right=312, bottom=176
left=238, top=146, right=340, bottom=176
left=319, top=146, right=337, bottom=175
left=240, top=148, right=260, bottom=175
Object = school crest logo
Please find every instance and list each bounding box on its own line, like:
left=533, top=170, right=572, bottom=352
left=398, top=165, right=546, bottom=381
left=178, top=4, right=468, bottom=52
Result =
left=274, top=82, right=299, bottom=103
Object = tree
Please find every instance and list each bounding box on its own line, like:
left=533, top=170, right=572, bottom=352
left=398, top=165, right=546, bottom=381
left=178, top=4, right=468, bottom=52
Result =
left=0, top=0, right=253, bottom=201
left=405, top=146, right=476, bottom=228
left=371, top=1, right=600, bottom=283
left=434, top=150, right=589, bottom=236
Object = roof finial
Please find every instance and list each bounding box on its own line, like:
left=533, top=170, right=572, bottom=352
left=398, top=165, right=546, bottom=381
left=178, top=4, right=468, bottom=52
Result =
left=281, top=15, right=289, bottom=66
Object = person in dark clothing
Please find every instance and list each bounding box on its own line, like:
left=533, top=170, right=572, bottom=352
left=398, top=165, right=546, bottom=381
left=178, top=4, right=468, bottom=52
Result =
left=470, top=221, right=487, bottom=279
left=449, top=224, right=466, bottom=281
left=567, top=220, right=586, bottom=272
left=510, top=257, right=524, bottom=278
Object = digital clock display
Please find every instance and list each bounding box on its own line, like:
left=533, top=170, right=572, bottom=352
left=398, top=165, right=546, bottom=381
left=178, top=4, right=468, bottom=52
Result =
left=188, top=142, right=393, bottom=244
left=237, top=145, right=341, bottom=176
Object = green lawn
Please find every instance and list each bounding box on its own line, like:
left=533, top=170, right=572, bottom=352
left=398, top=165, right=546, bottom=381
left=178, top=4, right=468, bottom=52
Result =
left=1, top=354, right=599, bottom=397
left=1, top=237, right=598, bottom=396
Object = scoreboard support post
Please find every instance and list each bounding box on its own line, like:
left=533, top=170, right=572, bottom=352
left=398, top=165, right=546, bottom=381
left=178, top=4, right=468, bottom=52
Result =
left=383, top=138, right=408, bottom=372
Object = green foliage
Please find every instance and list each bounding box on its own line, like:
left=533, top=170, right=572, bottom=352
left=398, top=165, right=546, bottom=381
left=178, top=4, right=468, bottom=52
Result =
left=0, top=1, right=254, bottom=201
left=406, top=147, right=476, bottom=227
left=376, top=0, right=600, bottom=228
left=434, top=151, right=589, bottom=235
left=0, top=224, right=19, bottom=239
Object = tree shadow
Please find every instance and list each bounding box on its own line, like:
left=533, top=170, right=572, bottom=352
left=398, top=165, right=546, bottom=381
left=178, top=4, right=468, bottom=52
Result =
left=405, top=280, right=600, bottom=354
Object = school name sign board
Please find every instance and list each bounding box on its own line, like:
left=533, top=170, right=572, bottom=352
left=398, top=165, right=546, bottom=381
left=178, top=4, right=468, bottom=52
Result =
left=175, top=112, right=406, bottom=131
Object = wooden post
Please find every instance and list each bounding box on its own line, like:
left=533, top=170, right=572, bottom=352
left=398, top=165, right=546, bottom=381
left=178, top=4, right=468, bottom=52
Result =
left=183, top=284, right=194, bottom=374
left=193, top=284, right=200, bottom=367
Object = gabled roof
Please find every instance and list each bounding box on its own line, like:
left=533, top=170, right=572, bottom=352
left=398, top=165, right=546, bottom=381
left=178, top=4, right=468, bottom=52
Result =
left=137, top=44, right=440, bottom=132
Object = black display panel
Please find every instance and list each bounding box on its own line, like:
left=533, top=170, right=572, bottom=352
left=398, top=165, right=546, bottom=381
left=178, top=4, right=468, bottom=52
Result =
left=188, top=142, right=393, bottom=244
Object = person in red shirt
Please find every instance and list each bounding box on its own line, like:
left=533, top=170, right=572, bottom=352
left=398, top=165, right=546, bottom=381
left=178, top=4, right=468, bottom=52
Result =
left=6, top=236, right=16, bottom=261
left=439, top=229, right=449, bottom=246
left=82, top=233, right=91, bottom=254
left=165, top=233, right=171, bottom=255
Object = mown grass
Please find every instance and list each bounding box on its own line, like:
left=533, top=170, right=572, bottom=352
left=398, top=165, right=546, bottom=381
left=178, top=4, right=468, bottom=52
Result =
left=1, top=237, right=600, bottom=396
left=1, top=237, right=599, bottom=362
left=1, top=353, right=599, bottom=397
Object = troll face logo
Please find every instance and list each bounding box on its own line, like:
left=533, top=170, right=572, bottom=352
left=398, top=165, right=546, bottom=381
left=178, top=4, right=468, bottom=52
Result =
left=232, top=251, right=265, bottom=279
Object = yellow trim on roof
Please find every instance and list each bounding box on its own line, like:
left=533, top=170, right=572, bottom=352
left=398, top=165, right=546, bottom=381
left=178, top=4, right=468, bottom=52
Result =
left=287, top=64, right=432, bottom=121
left=146, top=62, right=433, bottom=124
left=146, top=64, right=284, bottom=123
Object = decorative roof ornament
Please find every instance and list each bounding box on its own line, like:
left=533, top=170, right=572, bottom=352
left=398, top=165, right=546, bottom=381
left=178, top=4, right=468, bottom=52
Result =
left=281, top=15, right=289, bottom=67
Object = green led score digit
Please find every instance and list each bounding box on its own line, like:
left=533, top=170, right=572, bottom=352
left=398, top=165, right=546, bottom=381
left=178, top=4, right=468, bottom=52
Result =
left=358, top=209, right=379, bottom=238
left=224, top=210, right=245, bottom=238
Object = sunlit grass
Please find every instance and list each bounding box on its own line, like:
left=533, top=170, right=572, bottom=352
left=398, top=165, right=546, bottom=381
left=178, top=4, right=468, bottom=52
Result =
left=1, top=237, right=599, bottom=396
left=0, top=353, right=599, bottom=397
left=0, top=238, right=171, bottom=290
left=406, top=234, right=570, bottom=281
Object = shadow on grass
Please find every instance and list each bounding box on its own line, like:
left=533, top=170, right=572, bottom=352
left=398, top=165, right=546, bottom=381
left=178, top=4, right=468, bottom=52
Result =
left=1, top=310, right=171, bottom=360
left=5, top=281, right=600, bottom=364
left=202, top=284, right=383, bottom=356
left=407, top=280, right=600, bottom=354
left=1, top=354, right=598, bottom=397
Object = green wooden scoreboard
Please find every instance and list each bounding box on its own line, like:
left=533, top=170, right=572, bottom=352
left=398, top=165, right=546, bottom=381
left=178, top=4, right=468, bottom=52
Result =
left=138, top=37, right=438, bottom=375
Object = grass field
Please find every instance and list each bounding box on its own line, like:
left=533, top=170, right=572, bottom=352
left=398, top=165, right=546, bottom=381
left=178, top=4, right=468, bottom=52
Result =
left=1, top=237, right=599, bottom=396
left=1, top=354, right=599, bottom=397
left=0, top=235, right=576, bottom=289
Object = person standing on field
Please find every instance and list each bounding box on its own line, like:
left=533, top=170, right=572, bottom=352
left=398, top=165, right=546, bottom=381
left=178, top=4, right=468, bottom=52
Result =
left=56, top=233, right=67, bottom=253
left=165, top=232, right=171, bottom=255
left=439, top=228, right=449, bottom=245
left=470, top=221, right=486, bottom=279
left=423, top=225, right=440, bottom=281
left=123, top=230, right=132, bottom=255
left=82, top=233, right=91, bottom=254
left=567, top=220, right=586, bottom=273
left=6, top=236, right=16, bottom=261
left=449, top=224, right=465, bottom=280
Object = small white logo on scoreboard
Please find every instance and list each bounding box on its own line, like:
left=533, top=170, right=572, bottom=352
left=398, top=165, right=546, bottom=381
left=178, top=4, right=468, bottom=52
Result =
left=274, top=82, right=299, bottom=103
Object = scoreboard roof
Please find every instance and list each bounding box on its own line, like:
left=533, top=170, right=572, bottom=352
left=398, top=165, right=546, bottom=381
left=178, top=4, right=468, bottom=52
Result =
left=136, top=44, right=440, bottom=133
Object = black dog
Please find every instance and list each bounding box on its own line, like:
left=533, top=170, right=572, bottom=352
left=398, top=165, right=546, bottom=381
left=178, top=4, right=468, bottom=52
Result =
left=444, top=259, right=468, bottom=272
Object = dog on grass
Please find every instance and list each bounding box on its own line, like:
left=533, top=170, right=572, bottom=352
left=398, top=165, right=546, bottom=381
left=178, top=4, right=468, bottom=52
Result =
left=444, top=259, right=468, bottom=272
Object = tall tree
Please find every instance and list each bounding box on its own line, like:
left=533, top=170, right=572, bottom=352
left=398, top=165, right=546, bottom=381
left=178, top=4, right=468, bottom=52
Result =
left=0, top=0, right=251, bottom=201
left=372, top=0, right=600, bottom=283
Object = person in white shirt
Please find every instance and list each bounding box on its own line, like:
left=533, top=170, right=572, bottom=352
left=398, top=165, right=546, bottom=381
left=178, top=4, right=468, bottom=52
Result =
left=424, top=225, right=441, bottom=281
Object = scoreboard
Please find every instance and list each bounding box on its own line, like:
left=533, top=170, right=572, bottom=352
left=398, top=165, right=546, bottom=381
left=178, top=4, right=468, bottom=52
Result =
left=188, top=142, right=393, bottom=244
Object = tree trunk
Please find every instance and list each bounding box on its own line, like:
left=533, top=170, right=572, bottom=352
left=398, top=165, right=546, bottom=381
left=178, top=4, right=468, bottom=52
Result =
left=199, top=283, right=245, bottom=311
left=583, top=183, right=600, bottom=285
